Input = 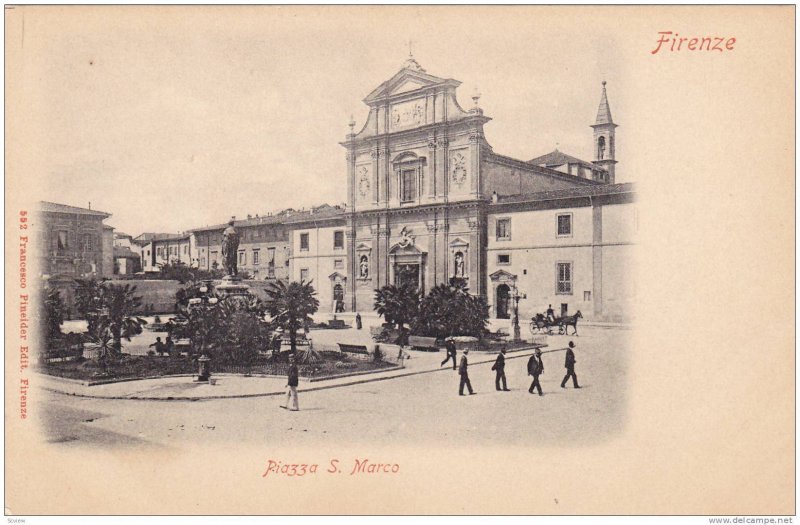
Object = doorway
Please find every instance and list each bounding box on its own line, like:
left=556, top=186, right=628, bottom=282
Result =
left=497, top=284, right=511, bottom=319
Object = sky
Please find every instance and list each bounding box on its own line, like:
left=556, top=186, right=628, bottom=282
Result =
left=13, top=6, right=639, bottom=236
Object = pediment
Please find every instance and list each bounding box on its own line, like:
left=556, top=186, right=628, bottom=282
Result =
left=364, top=68, right=457, bottom=104
left=328, top=272, right=347, bottom=282
left=355, top=242, right=372, bottom=252
left=388, top=242, right=423, bottom=256
left=489, top=269, right=517, bottom=282
left=449, top=237, right=469, bottom=248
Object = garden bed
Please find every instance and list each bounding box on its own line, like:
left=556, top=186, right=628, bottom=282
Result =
left=38, top=352, right=397, bottom=383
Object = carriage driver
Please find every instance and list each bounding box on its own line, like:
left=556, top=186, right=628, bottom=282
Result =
left=546, top=304, right=555, bottom=323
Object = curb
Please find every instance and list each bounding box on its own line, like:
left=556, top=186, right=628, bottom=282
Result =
left=39, top=345, right=545, bottom=402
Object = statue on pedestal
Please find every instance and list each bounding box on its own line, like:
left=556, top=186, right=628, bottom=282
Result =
left=221, top=219, right=240, bottom=278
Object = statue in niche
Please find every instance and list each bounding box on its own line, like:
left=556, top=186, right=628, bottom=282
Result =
left=454, top=251, right=465, bottom=278
left=359, top=255, right=369, bottom=279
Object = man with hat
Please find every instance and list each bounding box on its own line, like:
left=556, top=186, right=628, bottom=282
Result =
left=527, top=348, right=545, bottom=396
left=561, top=341, right=581, bottom=389
left=458, top=349, right=475, bottom=396
left=281, top=355, right=300, bottom=411
left=441, top=337, right=457, bottom=370
left=491, top=348, right=510, bottom=391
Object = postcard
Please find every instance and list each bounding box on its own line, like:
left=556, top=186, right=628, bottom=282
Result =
left=4, top=5, right=794, bottom=516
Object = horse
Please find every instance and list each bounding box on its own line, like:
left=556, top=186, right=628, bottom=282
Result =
left=554, top=310, right=583, bottom=336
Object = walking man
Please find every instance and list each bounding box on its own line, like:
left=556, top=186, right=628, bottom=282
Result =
left=440, top=338, right=457, bottom=369
left=281, top=355, right=300, bottom=411
left=355, top=312, right=362, bottom=330
left=561, top=341, right=581, bottom=389
left=528, top=348, right=544, bottom=396
left=492, top=348, right=510, bottom=391
left=458, top=349, right=475, bottom=396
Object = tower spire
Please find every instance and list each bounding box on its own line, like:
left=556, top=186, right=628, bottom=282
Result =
left=591, top=80, right=618, bottom=184
left=595, top=80, right=614, bottom=125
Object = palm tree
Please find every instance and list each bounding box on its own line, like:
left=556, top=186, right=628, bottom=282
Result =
left=74, top=278, right=108, bottom=334
left=374, top=284, right=420, bottom=331
left=43, top=286, right=66, bottom=344
left=101, top=283, right=148, bottom=355
left=265, top=280, right=320, bottom=356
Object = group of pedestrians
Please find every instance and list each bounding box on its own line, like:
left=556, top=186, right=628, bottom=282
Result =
left=456, top=340, right=581, bottom=396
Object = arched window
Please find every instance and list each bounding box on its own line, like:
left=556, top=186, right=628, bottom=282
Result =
left=597, top=136, right=606, bottom=160
left=610, top=135, right=615, bottom=158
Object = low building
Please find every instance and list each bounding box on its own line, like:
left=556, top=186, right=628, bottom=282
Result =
left=34, top=201, right=114, bottom=279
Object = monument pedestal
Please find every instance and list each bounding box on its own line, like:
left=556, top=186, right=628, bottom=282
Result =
left=215, top=275, right=251, bottom=297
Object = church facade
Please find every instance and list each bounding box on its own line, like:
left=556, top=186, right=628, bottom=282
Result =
left=341, top=57, right=635, bottom=322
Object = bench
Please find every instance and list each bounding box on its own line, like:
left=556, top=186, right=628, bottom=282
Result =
left=337, top=343, right=370, bottom=355
left=407, top=336, right=440, bottom=352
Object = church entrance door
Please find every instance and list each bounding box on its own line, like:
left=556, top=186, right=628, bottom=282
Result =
left=395, top=263, right=420, bottom=290
left=496, top=284, right=511, bottom=319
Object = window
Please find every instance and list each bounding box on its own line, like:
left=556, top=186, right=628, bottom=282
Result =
left=556, top=262, right=572, bottom=295
left=300, top=233, right=309, bottom=251
left=333, top=231, right=344, bottom=250
left=239, top=251, right=246, bottom=266
left=496, top=218, right=511, bottom=240
left=597, top=136, right=606, bottom=160
left=81, top=233, right=93, bottom=251
left=267, top=247, right=276, bottom=278
left=557, top=213, right=572, bottom=237
left=253, top=250, right=260, bottom=265
left=200, top=257, right=206, bottom=267
left=184, top=245, right=188, bottom=254
left=334, top=259, right=343, bottom=269
left=210, top=251, right=218, bottom=264
left=497, top=254, right=510, bottom=265
left=57, top=231, right=69, bottom=251
left=300, top=268, right=309, bottom=282
left=401, top=169, right=416, bottom=203
left=583, top=291, right=591, bottom=301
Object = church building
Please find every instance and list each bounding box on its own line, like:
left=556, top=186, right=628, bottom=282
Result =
left=342, top=56, right=635, bottom=322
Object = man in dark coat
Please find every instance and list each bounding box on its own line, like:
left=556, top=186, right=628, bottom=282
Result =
left=561, top=341, right=581, bottom=389
left=491, top=349, right=510, bottom=391
left=528, top=349, right=544, bottom=395
left=281, top=355, right=300, bottom=411
left=355, top=312, right=362, bottom=330
left=440, top=338, right=457, bottom=369
left=458, top=349, right=475, bottom=396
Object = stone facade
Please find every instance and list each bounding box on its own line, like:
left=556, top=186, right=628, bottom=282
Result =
left=34, top=201, right=114, bottom=280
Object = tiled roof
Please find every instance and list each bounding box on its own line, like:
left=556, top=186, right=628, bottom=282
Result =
left=494, top=182, right=635, bottom=205
left=133, top=232, right=187, bottom=243
left=37, top=201, right=110, bottom=217
left=528, top=149, right=604, bottom=172
left=189, top=205, right=346, bottom=232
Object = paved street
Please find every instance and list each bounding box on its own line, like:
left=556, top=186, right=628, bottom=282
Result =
left=37, top=326, right=628, bottom=449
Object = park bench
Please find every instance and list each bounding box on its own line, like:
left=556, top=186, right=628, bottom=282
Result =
left=407, top=336, right=440, bottom=352
left=337, top=343, right=370, bottom=355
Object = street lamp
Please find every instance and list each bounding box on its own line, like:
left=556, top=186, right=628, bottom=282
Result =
left=512, top=284, right=523, bottom=343
left=191, top=281, right=218, bottom=382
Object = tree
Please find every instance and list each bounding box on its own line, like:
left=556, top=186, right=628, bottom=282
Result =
left=43, top=286, right=66, bottom=344
left=265, top=280, right=320, bottom=354
left=103, top=283, right=148, bottom=354
left=374, top=284, right=420, bottom=330
left=74, top=279, right=147, bottom=356
left=74, top=278, right=108, bottom=334
left=413, top=278, right=489, bottom=339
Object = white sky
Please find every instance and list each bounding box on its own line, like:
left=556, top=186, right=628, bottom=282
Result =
left=14, top=7, right=633, bottom=236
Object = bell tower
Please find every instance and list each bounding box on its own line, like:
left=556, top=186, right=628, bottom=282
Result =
left=591, top=81, right=618, bottom=183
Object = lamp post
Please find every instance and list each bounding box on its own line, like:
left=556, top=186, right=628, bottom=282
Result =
left=189, top=280, right=218, bottom=382
left=512, top=284, right=522, bottom=343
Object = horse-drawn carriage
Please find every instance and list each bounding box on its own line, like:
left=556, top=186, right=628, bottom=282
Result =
left=529, top=311, right=583, bottom=336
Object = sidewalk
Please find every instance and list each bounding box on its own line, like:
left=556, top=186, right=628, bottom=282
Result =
left=36, top=343, right=544, bottom=401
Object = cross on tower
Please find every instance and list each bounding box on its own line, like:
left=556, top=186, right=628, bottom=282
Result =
left=407, top=39, right=415, bottom=58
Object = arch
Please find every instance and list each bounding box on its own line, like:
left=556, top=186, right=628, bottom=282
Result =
left=359, top=254, right=369, bottom=279
left=391, top=151, right=420, bottom=164
left=496, top=284, right=511, bottom=319
left=454, top=251, right=465, bottom=278
left=333, top=283, right=344, bottom=302
left=597, top=136, right=606, bottom=160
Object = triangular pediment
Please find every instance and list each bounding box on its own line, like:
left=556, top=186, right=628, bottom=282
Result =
left=388, top=242, right=423, bottom=256
left=449, top=237, right=469, bottom=248
left=328, top=271, right=347, bottom=282
left=489, top=269, right=517, bottom=282
left=364, top=68, right=458, bottom=104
